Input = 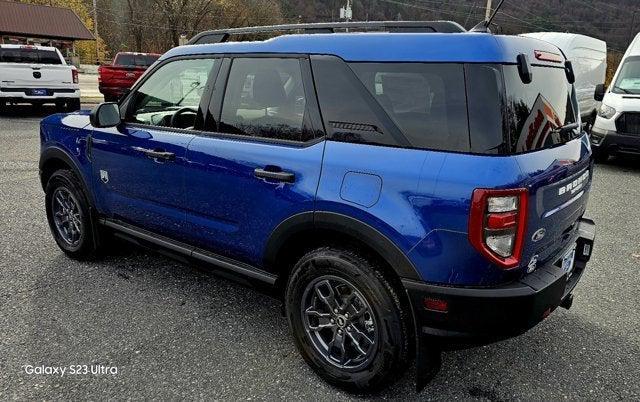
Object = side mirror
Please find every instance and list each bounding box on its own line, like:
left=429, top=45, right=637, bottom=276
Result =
left=517, top=53, right=533, bottom=84
left=90, top=102, right=121, bottom=128
left=594, top=84, right=606, bottom=102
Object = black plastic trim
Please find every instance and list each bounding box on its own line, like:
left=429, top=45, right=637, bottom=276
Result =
left=403, top=218, right=595, bottom=341
left=102, top=218, right=277, bottom=285
left=39, top=146, right=93, bottom=203
left=263, top=211, right=421, bottom=280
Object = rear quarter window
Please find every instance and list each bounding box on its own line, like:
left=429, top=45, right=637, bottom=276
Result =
left=350, top=62, right=470, bottom=152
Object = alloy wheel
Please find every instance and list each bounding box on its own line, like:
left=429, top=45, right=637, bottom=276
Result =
left=301, top=275, right=378, bottom=370
left=51, top=187, right=83, bottom=247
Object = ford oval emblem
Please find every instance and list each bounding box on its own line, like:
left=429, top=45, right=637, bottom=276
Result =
left=532, top=228, right=546, bottom=242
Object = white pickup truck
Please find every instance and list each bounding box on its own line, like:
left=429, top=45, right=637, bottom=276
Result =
left=0, top=44, right=80, bottom=111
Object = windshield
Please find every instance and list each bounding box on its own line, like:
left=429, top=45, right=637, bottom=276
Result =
left=612, top=56, right=640, bottom=94
left=503, top=65, right=578, bottom=153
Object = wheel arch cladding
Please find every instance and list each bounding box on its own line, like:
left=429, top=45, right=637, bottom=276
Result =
left=265, top=211, right=422, bottom=286
left=39, top=147, right=93, bottom=205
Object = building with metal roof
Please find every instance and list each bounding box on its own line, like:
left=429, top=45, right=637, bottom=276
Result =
left=0, top=1, right=94, bottom=59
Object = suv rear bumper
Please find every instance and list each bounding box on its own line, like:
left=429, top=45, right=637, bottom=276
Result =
left=403, top=218, right=595, bottom=343
left=0, top=88, right=80, bottom=102
left=590, top=126, right=640, bottom=156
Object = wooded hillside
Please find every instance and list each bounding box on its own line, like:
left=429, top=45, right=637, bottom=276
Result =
left=85, top=0, right=639, bottom=63
left=280, top=0, right=638, bottom=53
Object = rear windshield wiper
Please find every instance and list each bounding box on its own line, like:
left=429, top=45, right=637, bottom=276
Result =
left=552, top=122, right=581, bottom=137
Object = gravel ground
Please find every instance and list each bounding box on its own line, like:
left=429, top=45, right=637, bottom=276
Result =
left=0, top=106, right=639, bottom=400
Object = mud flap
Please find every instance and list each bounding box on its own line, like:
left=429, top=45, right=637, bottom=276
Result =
left=415, top=334, right=442, bottom=392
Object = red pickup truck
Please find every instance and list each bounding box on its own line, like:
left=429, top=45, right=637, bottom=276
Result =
left=98, top=52, right=160, bottom=102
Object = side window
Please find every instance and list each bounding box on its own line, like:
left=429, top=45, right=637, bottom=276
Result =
left=219, top=58, right=314, bottom=142
left=350, top=62, right=470, bottom=152
left=311, top=56, right=407, bottom=148
left=126, top=58, right=216, bottom=130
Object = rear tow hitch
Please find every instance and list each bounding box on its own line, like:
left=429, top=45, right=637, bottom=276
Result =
left=560, top=294, right=573, bottom=310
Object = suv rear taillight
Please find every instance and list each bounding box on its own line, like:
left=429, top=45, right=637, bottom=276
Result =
left=72, top=69, right=79, bottom=84
left=468, top=188, right=528, bottom=269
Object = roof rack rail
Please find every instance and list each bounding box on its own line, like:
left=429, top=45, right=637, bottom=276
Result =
left=187, top=20, right=466, bottom=45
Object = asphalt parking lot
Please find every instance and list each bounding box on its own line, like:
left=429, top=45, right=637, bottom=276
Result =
left=0, top=106, right=639, bottom=400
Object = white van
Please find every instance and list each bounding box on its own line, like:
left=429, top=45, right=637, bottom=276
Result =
left=521, top=32, right=607, bottom=126
left=590, top=33, right=640, bottom=162
left=0, top=44, right=80, bottom=111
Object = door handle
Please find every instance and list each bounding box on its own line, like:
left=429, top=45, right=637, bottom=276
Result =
left=132, top=147, right=175, bottom=161
left=254, top=167, right=295, bottom=183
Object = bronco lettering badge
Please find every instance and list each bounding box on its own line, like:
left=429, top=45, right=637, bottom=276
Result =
left=558, top=171, right=589, bottom=196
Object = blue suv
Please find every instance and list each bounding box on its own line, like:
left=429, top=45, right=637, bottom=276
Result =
left=39, top=21, right=596, bottom=392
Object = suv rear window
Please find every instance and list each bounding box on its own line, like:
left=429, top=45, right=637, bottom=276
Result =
left=0, top=48, right=62, bottom=64
left=503, top=65, right=577, bottom=153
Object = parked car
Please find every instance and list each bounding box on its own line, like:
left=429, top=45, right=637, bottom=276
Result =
left=591, top=32, right=640, bottom=162
left=39, top=22, right=596, bottom=392
left=98, top=52, right=160, bottom=102
left=521, top=32, right=607, bottom=129
left=0, top=44, right=80, bottom=111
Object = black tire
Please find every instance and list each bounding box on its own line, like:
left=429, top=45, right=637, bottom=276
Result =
left=593, top=148, right=608, bottom=164
left=285, top=247, right=412, bottom=392
left=66, top=99, right=81, bottom=112
left=45, top=169, right=98, bottom=259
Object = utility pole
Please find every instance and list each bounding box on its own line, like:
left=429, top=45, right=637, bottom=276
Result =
left=92, top=0, right=99, bottom=64
left=340, top=0, right=353, bottom=22
left=485, top=0, right=493, bottom=21
left=628, top=10, right=637, bottom=47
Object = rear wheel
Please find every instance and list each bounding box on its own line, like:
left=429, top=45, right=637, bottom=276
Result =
left=285, top=247, right=411, bottom=392
left=45, top=169, right=99, bottom=259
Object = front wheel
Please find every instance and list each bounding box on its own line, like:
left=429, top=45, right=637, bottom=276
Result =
left=285, top=247, right=412, bottom=392
left=45, top=169, right=98, bottom=259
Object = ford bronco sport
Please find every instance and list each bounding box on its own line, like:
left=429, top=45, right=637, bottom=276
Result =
left=39, top=21, right=596, bottom=392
